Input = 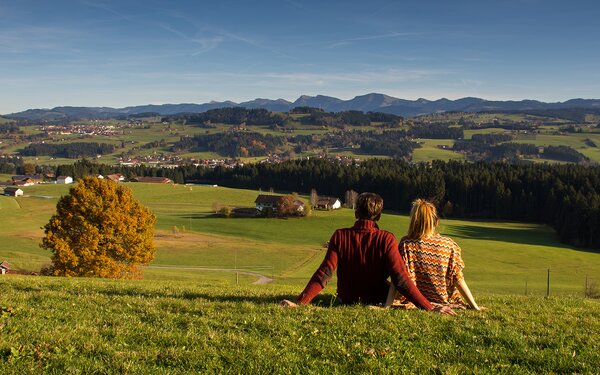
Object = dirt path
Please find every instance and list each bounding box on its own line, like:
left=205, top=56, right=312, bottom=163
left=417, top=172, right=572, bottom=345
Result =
left=146, top=265, right=274, bottom=284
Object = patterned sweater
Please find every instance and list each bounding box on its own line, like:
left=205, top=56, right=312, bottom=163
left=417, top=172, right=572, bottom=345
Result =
left=397, top=234, right=465, bottom=305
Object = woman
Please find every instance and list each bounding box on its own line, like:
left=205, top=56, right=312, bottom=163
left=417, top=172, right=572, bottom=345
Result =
left=387, top=199, right=483, bottom=310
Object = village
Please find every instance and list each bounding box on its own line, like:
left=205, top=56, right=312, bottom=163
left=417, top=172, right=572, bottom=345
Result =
left=38, top=123, right=122, bottom=137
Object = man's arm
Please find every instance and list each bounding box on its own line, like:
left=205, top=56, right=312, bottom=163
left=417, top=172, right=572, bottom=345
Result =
left=295, top=233, right=339, bottom=305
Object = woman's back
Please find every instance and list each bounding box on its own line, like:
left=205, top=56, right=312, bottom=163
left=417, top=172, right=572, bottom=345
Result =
left=399, top=234, right=464, bottom=305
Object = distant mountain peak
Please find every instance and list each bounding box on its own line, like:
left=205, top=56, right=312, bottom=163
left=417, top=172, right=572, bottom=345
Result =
left=5, top=93, right=600, bottom=120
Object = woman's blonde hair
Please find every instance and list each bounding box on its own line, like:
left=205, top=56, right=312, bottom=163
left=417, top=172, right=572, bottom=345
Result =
left=407, top=199, right=439, bottom=239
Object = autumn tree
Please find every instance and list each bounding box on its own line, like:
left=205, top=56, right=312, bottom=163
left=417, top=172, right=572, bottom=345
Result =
left=275, top=195, right=306, bottom=217
left=40, top=177, right=156, bottom=278
left=23, top=162, right=36, bottom=176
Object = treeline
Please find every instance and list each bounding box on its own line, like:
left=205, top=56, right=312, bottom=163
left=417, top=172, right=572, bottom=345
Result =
left=290, top=130, right=418, bottom=158
left=162, top=108, right=286, bottom=126
left=0, top=123, right=23, bottom=134
left=298, top=110, right=402, bottom=128
left=288, top=124, right=460, bottom=157
left=19, top=142, right=116, bottom=158
left=172, top=132, right=285, bottom=157
left=172, top=159, right=598, bottom=248
left=454, top=137, right=589, bottom=163
left=493, top=108, right=600, bottom=123
left=163, top=107, right=404, bottom=128
left=0, top=155, right=24, bottom=173
left=359, top=137, right=419, bottom=158
left=5, top=158, right=600, bottom=248
left=542, top=145, right=590, bottom=163
left=408, top=124, right=464, bottom=139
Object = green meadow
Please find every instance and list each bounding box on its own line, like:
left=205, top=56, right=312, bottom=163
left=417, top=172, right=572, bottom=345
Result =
left=2, top=277, right=599, bottom=373
left=1, top=183, right=599, bottom=296
left=1, top=182, right=600, bottom=372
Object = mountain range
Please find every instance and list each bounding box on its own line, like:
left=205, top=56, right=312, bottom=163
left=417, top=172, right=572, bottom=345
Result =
left=5, top=93, right=600, bottom=121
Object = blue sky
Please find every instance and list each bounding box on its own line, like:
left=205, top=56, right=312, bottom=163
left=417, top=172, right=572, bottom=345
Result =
left=1, top=0, right=599, bottom=114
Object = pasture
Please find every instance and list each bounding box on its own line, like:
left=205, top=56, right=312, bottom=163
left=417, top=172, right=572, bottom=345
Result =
left=1, top=183, right=599, bottom=297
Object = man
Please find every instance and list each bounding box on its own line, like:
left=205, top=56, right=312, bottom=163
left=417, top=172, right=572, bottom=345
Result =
left=281, top=192, right=454, bottom=315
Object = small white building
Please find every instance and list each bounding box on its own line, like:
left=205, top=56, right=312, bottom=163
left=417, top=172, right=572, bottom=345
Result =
left=315, top=197, right=342, bottom=210
left=57, top=176, right=73, bottom=184
left=3, top=187, right=24, bottom=197
left=0, top=260, right=11, bottom=275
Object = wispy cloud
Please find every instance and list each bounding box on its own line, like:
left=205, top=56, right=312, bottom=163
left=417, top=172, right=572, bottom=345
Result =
left=133, top=67, right=449, bottom=87
left=0, top=26, right=78, bottom=54
left=298, top=32, right=420, bottom=48
left=155, top=23, right=224, bottom=56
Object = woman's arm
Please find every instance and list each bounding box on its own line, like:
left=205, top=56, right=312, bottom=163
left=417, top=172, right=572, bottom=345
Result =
left=456, top=278, right=483, bottom=310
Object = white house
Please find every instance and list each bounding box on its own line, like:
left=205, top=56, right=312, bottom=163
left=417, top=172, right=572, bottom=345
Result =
left=57, top=176, right=73, bottom=184
left=315, top=197, right=342, bottom=210
left=0, top=260, right=11, bottom=275
left=3, top=187, right=24, bottom=197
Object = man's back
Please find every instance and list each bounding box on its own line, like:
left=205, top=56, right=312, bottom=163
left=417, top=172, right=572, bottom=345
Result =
left=332, top=220, right=395, bottom=304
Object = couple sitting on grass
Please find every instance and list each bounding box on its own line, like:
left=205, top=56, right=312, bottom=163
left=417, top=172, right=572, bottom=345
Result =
left=281, top=192, right=483, bottom=315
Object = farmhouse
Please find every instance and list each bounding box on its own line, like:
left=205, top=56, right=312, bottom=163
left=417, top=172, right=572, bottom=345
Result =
left=315, top=197, right=342, bottom=210
left=13, top=179, right=35, bottom=187
left=57, top=176, right=74, bottom=184
left=0, top=260, right=11, bottom=275
left=11, top=175, right=43, bottom=186
left=254, top=194, right=305, bottom=213
left=255, top=194, right=281, bottom=211
left=4, top=187, right=24, bottom=197
left=133, top=176, right=173, bottom=184
left=106, top=173, right=125, bottom=182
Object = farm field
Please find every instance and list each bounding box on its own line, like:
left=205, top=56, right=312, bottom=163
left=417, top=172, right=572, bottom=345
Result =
left=1, top=183, right=599, bottom=297
left=412, top=138, right=465, bottom=162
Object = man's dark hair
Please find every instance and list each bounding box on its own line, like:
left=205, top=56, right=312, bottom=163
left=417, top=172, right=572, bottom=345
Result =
left=355, top=192, right=383, bottom=221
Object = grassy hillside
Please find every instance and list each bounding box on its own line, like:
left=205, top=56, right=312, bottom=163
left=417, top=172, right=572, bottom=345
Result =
left=1, top=276, right=598, bottom=373
left=1, top=183, right=599, bottom=297
left=1, top=183, right=600, bottom=372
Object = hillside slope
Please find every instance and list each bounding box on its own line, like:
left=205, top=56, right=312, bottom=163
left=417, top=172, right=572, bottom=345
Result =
left=1, top=276, right=598, bottom=373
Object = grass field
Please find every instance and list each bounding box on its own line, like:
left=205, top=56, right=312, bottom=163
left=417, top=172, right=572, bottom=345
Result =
left=412, top=139, right=465, bottom=162
left=1, top=277, right=599, bottom=373
left=1, top=183, right=599, bottom=297
left=1, top=182, right=600, bottom=372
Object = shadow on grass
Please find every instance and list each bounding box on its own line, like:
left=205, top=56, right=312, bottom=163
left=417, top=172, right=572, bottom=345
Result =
left=444, top=222, right=600, bottom=254
left=88, top=287, right=341, bottom=307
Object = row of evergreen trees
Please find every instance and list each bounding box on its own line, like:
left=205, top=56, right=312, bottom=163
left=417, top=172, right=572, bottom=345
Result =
left=157, top=159, right=598, bottom=249
left=7, top=158, right=600, bottom=249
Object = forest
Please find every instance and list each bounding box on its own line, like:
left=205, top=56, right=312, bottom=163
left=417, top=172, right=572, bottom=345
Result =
left=171, top=132, right=286, bottom=157
left=162, top=108, right=286, bottom=126
left=18, top=142, right=116, bottom=158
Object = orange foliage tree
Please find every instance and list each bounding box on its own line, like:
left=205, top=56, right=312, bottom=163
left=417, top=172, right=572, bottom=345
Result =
left=41, top=177, right=156, bottom=278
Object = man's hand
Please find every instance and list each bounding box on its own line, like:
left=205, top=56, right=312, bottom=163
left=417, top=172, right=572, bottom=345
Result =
left=280, top=299, right=298, bottom=307
left=432, top=305, right=456, bottom=315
